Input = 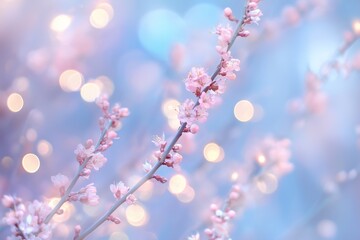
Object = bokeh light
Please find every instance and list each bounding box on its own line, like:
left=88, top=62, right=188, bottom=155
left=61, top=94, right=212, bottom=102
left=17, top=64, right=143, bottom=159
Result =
left=22, top=153, right=40, bottom=173
left=168, top=174, right=187, bottom=194
left=13, top=77, right=29, bottom=92
left=137, top=181, right=154, bottom=201
left=256, top=154, right=266, bottom=166
left=162, top=98, right=181, bottom=129
left=317, top=219, right=337, bottom=238
left=26, top=128, right=37, bottom=142
left=54, top=224, right=70, bottom=238
left=203, top=142, right=224, bottom=162
left=48, top=198, right=74, bottom=223
left=83, top=204, right=102, bottom=217
left=176, top=185, right=195, bottom=203
left=231, top=172, right=239, bottom=181
left=37, top=140, right=53, bottom=157
left=256, top=173, right=278, bottom=194
left=80, top=82, right=101, bottom=102
left=125, top=204, right=148, bottom=227
left=234, top=100, right=254, bottom=122
left=353, top=19, right=360, bottom=35
left=50, top=14, right=72, bottom=32
left=94, top=76, right=114, bottom=97
left=138, top=9, right=185, bottom=60
left=59, top=70, right=84, bottom=92
left=7, top=93, right=24, bottom=112
left=90, top=8, right=110, bottom=29
left=1, top=156, right=13, bottom=168
left=162, top=98, right=180, bottom=119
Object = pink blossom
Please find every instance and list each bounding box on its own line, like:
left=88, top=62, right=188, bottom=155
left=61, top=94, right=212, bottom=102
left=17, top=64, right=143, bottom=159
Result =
left=51, top=174, right=69, bottom=196
left=110, top=181, right=129, bottom=200
left=194, top=105, right=208, bottom=123
left=2, top=195, right=20, bottom=208
left=190, top=124, right=199, bottom=134
left=245, top=0, right=263, bottom=25
left=215, top=25, right=233, bottom=46
left=220, top=58, right=240, bottom=80
left=111, top=104, right=130, bottom=128
left=184, top=67, right=212, bottom=96
left=215, top=25, right=233, bottom=57
left=96, top=95, right=110, bottom=117
left=199, top=92, right=215, bottom=109
left=3, top=200, right=53, bottom=239
left=74, top=143, right=94, bottom=165
left=78, top=183, right=100, bottom=206
left=88, top=152, right=107, bottom=170
left=152, top=134, right=167, bottom=150
left=178, top=99, right=196, bottom=124
left=73, top=225, right=81, bottom=239
left=172, top=143, right=182, bottom=152
left=224, top=7, right=237, bottom=22
left=172, top=153, right=183, bottom=165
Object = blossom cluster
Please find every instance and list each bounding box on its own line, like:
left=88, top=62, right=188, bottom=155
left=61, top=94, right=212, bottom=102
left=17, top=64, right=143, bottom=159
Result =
left=2, top=96, right=130, bottom=239
left=193, top=137, right=292, bottom=240
left=2, top=196, right=52, bottom=240
left=203, top=186, right=240, bottom=240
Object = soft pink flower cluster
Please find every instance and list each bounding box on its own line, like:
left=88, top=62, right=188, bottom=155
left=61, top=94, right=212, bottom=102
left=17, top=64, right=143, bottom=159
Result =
left=2, top=96, right=130, bottom=239
left=143, top=134, right=184, bottom=182
left=110, top=181, right=136, bottom=205
left=204, top=187, right=239, bottom=240
left=201, top=137, right=292, bottom=240
left=244, top=0, right=263, bottom=25
left=253, top=137, right=293, bottom=177
left=2, top=196, right=52, bottom=239
left=68, top=183, right=100, bottom=206
left=304, top=71, right=327, bottom=114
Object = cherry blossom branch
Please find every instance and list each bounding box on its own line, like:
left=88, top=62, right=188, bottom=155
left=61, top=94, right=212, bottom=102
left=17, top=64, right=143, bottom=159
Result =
left=44, top=121, right=112, bottom=224
left=76, top=123, right=187, bottom=239
left=194, top=137, right=292, bottom=240
left=76, top=1, right=263, bottom=239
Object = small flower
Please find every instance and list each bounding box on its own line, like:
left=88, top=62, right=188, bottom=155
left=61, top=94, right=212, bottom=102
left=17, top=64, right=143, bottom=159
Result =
left=2, top=195, right=19, bottom=208
left=152, top=133, right=167, bottom=150
left=199, top=92, right=215, bottom=109
left=220, top=58, right=240, bottom=80
left=78, top=183, right=100, bottom=206
left=110, top=181, right=129, bottom=200
left=88, top=152, right=107, bottom=170
left=245, top=0, right=263, bottom=25
left=178, top=99, right=196, bottom=124
left=224, top=7, right=237, bottom=22
left=51, top=174, right=70, bottom=196
left=184, top=67, right=212, bottom=96
left=74, top=143, right=94, bottom=165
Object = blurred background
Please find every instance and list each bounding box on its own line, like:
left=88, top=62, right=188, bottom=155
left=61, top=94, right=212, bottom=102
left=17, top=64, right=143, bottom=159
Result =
left=1, top=0, right=360, bottom=239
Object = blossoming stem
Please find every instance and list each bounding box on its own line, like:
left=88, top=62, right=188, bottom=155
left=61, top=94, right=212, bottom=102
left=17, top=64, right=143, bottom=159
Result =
left=76, top=4, right=255, bottom=238
left=44, top=121, right=112, bottom=224
left=76, top=123, right=187, bottom=239
left=210, top=5, right=247, bottom=81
